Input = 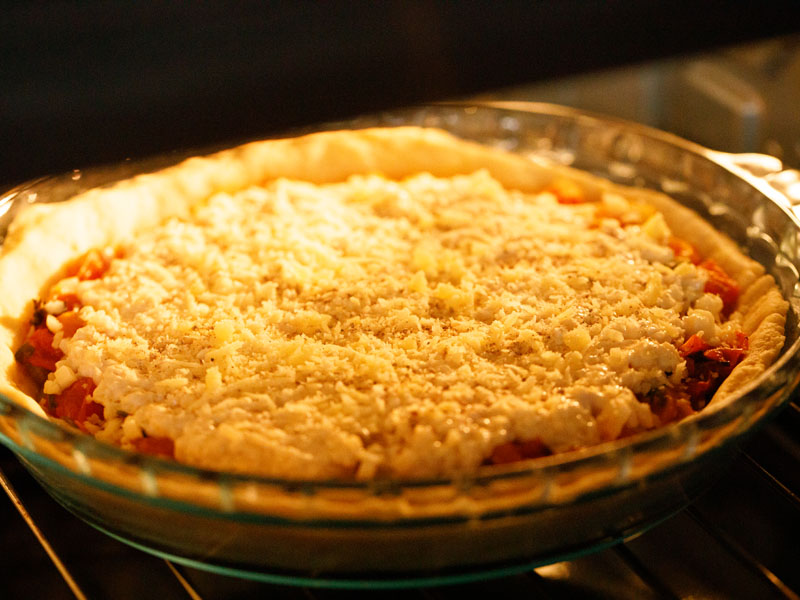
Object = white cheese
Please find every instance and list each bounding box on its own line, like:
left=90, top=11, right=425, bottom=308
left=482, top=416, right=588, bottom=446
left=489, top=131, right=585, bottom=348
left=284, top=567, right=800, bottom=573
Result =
left=55, top=170, right=736, bottom=479
left=45, top=314, right=62, bottom=333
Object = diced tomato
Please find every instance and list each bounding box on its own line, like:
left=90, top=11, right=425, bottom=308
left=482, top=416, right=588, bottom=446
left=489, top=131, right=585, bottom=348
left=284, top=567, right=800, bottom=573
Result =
left=132, top=436, right=175, bottom=459
left=654, top=330, right=750, bottom=416
left=679, top=334, right=711, bottom=357
left=57, top=311, right=86, bottom=337
left=51, top=377, right=102, bottom=431
left=520, top=439, right=551, bottom=459
left=703, top=346, right=746, bottom=367
left=699, top=259, right=740, bottom=314
left=488, top=439, right=551, bottom=465
left=16, top=309, right=85, bottom=374
left=24, top=327, right=64, bottom=371
left=547, top=178, right=586, bottom=204
left=17, top=298, right=85, bottom=374
left=685, top=379, right=713, bottom=403
left=490, top=442, right=523, bottom=464
left=668, top=237, right=702, bottom=265
left=56, top=293, right=82, bottom=311
left=66, top=248, right=113, bottom=281
left=647, top=387, right=695, bottom=423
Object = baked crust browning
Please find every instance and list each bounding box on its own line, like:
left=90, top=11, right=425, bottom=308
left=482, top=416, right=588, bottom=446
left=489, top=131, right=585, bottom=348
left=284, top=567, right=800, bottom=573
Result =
left=0, top=127, right=788, bottom=479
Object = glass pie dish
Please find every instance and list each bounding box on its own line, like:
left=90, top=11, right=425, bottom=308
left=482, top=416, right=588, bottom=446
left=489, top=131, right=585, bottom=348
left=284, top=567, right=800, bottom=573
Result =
left=1, top=102, right=799, bottom=589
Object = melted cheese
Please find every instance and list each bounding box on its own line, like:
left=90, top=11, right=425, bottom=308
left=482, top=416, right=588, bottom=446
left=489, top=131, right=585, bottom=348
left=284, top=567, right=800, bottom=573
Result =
left=46, top=170, right=740, bottom=479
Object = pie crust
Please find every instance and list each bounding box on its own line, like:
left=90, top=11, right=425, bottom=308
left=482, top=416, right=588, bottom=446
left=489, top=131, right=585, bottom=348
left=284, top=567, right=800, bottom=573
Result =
left=0, top=126, right=788, bottom=480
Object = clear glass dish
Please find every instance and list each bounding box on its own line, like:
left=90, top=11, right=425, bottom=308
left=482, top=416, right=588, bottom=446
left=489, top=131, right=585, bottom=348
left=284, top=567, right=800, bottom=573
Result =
left=1, top=102, right=799, bottom=589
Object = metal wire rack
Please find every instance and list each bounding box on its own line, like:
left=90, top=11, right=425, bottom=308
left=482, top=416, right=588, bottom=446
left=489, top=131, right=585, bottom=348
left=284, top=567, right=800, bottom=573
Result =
left=1, top=398, right=798, bottom=599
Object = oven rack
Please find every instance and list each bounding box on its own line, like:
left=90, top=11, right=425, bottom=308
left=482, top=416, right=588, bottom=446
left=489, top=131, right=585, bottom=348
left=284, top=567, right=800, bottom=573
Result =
left=1, top=399, right=798, bottom=599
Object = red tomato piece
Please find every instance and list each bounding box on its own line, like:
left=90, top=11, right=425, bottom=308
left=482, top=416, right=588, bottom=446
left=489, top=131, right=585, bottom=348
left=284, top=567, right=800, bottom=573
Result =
left=699, top=259, right=740, bottom=313
left=647, top=388, right=695, bottom=423
left=679, top=334, right=711, bottom=357
left=66, top=248, right=113, bottom=281
left=52, top=377, right=101, bottom=431
left=132, top=436, right=175, bottom=459
left=686, top=378, right=712, bottom=396
left=703, top=346, right=746, bottom=367
left=489, top=439, right=551, bottom=464
left=547, top=178, right=586, bottom=204
left=677, top=330, right=748, bottom=411
left=489, top=442, right=523, bottom=464
left=518, top=439, right=551, bottom=459
left=25, top=327, right=64, bottom=371
left=668, top=237, right=702, bottom=265
left=56, top=293, right=82, bottom=311
left=57, top=311, right=86, bottom=338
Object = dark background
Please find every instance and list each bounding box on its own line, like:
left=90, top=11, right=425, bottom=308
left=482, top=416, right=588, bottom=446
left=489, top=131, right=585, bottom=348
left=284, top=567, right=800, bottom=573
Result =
left=3, top=1, right=800, bottom=188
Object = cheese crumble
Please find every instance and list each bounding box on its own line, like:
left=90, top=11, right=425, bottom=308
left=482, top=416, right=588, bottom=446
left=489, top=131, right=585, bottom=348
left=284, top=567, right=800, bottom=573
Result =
left=47, top=170, right=740, bottom=479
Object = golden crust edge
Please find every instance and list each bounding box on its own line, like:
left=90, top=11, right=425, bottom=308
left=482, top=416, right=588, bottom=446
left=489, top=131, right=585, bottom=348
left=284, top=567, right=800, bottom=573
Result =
left=519, top=155, right=787, bottom=409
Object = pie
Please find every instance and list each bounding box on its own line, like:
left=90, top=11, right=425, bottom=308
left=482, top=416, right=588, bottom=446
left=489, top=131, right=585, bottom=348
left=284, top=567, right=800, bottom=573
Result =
left=0, top=127, right=788, bottom=480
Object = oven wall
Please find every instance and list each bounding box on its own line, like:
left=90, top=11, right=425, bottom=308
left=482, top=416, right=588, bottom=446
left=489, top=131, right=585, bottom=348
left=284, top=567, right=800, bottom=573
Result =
left=485, top=34, right=800, bottom=168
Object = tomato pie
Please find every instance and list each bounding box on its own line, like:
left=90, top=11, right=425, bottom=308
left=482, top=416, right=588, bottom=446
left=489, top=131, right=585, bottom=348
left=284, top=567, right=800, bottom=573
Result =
left=0, top=127, right=788, bottom=479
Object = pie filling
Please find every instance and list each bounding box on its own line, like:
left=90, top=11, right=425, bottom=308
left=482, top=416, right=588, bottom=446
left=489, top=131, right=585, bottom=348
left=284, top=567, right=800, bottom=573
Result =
left=14, top=170, right=749, bottom=479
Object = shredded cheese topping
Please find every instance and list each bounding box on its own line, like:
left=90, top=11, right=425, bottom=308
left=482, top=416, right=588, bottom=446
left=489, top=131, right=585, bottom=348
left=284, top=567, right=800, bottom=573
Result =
left=46, top=170, right=742, bottom=479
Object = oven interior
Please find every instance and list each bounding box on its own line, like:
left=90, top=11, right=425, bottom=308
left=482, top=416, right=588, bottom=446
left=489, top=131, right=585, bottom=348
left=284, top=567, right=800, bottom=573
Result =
left=1, top=20, right=800, bottom=600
